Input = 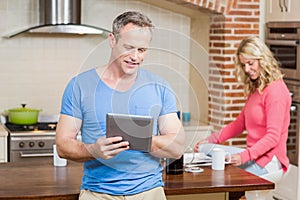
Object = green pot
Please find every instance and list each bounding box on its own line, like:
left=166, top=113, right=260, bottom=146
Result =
left=6, top=104, right=42, bottom=125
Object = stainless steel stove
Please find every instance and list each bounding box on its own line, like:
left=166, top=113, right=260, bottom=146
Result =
left=5, top=122, right=57, bottom=162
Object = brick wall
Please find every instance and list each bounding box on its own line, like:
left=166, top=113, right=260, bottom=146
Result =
left=172, top=0, right=260, bottom=130
left=168, top=0, right=261, bottom=147
left=208, top=0, right=260, bottom=147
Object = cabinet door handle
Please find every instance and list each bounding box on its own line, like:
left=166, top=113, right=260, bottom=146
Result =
left=283, top=0, right=288, bottom=12
left=278, top=0, right=284, bottom=12
left=20, top=152, right=53, bottom=158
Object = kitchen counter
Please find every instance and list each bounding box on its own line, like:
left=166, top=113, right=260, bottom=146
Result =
left=0, top=124, right=8, bottom=136
left=0, top=160, right=274, bottom=200
left=182, top=120, right=213, bottom=130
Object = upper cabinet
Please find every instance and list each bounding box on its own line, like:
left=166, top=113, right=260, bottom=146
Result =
left=265, top=0, right=300, bottom=22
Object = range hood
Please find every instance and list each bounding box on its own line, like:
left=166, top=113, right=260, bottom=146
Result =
left=3, top=0, right=111, bottom=38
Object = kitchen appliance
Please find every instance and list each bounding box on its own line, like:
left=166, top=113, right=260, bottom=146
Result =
left=3, top=0, right=110, bottom=38
left=5, top=122, right=56, bottom=162
left=266, top=21, right=300, bottom=166
left=266, top=21, right=300, bottom=82
left=284, top=81, right=300, bottom=166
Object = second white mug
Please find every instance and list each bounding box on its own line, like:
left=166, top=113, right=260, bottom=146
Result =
left=53, top=144, right=67, bottom=167
left=211, top=148, right=231, bottom=170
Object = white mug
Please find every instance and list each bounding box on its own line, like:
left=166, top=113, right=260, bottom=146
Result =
left=53, top=144, right=67, bottom=167
left=211, top=148, right=231, bottom=170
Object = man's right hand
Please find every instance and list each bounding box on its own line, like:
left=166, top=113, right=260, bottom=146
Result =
left=85, top=136, right=129, bottom=160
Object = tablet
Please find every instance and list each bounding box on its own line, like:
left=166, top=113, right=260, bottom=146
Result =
left=106, top=113, right=154, bottom=152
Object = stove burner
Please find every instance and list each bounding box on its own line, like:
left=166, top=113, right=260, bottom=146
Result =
left=5, top=122, right=57, bottom=132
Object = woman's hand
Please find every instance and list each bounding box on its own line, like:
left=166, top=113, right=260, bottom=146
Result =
left=194, top=139, right=209, bottom=152
left=230, top=154, right=242, bottom=166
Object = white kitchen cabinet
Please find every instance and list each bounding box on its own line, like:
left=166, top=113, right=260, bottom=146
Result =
left=266, top=0, right=300, bottom=22
left=0, top=124, right=8, bottom=163
left=272, top=165, right=299, bottom=200
left=183, top=123, right=212, bottom=152
left=0, top=136, right=7, bottom=162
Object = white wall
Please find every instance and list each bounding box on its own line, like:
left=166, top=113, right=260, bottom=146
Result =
left=0, top=0, right=191, bottom=115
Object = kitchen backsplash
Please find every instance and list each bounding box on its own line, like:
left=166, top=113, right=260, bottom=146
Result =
left=0, top=0, right=191, bottom=116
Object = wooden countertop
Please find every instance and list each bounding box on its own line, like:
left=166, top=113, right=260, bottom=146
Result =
left=0, top=161, right=81, bottom=200
left=0, top=160, right=274, bottom=199
left=163, top=165, right=274, bottom=195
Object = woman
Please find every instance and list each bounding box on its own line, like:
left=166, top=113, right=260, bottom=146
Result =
left=195, top=36, right=291, bottom=199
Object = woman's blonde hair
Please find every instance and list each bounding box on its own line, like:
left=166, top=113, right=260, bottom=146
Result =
left=234, top=36, right=283, bottom=95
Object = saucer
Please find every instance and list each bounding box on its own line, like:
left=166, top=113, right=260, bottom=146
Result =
left=185, top=167, right=204, bottom=173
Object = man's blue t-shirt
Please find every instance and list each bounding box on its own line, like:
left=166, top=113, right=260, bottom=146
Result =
left=60, top=68, right=177, bottom=195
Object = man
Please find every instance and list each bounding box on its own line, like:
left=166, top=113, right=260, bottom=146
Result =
left=56, top=11, right=185, bottom=200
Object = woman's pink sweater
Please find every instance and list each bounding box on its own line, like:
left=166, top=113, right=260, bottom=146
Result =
left=207, top=80, right=291, bottom=172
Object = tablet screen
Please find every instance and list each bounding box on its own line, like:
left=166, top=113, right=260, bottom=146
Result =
left=106, top=113, right=153, bottom=152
